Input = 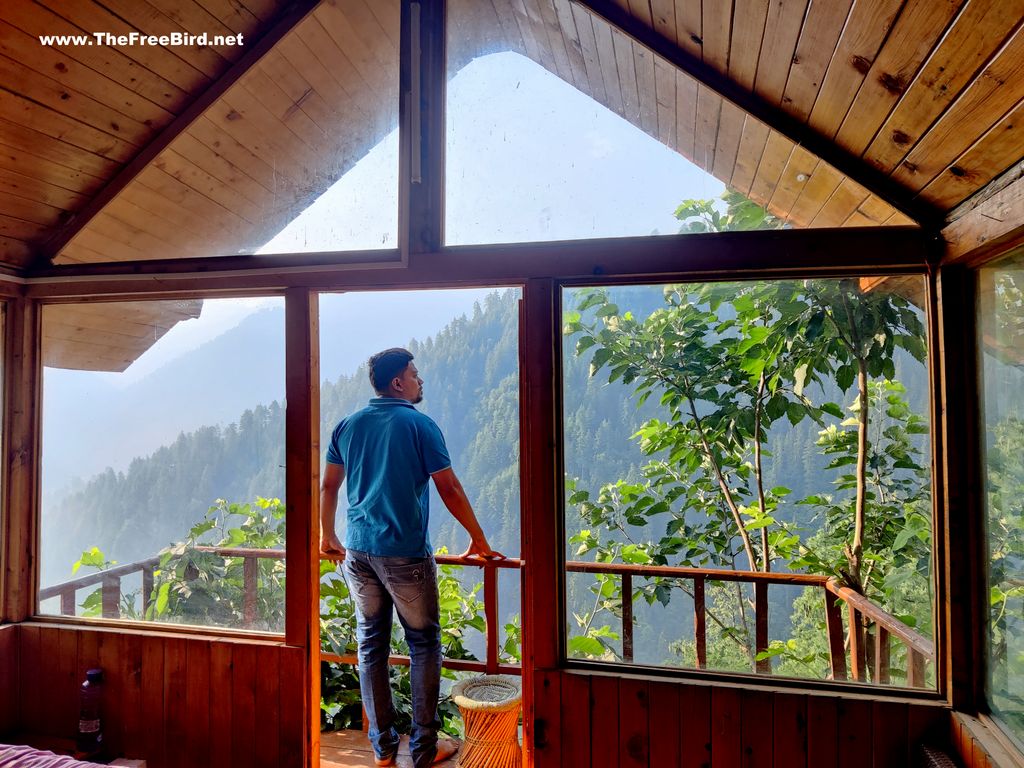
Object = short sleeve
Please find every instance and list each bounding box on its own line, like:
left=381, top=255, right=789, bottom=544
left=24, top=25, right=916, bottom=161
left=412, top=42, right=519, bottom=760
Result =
left=419, top=417, right=452, bottom=475
left=325, top=420, right=345, bottom=465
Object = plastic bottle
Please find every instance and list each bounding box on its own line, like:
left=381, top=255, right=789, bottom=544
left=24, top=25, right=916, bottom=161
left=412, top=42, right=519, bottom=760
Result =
left=76, top=668, right=104, bottom=757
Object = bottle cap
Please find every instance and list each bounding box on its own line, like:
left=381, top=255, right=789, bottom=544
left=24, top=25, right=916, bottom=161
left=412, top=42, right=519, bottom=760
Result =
left=86, top=668, right=103, bottom=683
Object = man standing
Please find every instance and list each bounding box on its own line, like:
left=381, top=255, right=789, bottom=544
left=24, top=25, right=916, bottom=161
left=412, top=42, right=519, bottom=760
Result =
left=320, top=347, right=502, bottom=768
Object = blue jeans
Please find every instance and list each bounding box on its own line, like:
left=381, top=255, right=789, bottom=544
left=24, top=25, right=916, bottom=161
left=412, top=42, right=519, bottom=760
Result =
left=343, top=550, right=442, bottom=768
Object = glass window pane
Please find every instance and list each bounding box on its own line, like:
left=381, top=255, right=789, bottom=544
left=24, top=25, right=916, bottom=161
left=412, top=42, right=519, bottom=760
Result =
left=980, top=250, right=1024, bottom=743
left=562, top=277, right=934, bottom=688
left=445, top=1, right=914, bottom=247
left=39, top=298, right=286, bottom=632
left=54, top=1, right=400, bottom=264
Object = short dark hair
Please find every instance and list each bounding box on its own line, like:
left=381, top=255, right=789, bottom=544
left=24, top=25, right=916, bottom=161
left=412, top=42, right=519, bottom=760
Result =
left=368, top=348, right=414, bottom=393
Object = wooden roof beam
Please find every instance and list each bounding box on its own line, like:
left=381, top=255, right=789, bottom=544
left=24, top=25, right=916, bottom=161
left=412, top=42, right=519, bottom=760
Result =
left=571, top=0, right=944, bottom=231
left=942, top=159, right=1024, bottom=266
left=33, top=0, right=324, bottom=268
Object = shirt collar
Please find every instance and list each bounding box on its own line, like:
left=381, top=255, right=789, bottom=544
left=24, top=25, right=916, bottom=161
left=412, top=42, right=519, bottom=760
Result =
left=369, top=397, right=416, bottom=409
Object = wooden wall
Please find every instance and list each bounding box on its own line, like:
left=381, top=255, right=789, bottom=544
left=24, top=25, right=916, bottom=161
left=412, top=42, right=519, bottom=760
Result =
left=0, top=624, right=18, bottom=737
left=538, top=671, right=949, bottom=768
left=12, top=623, right=304, bottom=768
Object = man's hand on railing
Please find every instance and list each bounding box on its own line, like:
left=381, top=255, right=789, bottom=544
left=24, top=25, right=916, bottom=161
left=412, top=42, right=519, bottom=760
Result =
left=320, top=533, right=346, bottom=560
left=459, top=536, right=505, bottom=563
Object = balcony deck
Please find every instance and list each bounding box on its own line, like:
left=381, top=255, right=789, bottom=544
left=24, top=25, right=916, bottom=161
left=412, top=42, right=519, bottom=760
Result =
left=321, top=731, right=458, bottom=768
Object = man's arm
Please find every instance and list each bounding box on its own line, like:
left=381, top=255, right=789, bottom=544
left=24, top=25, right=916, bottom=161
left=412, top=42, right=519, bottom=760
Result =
left=431, top=466, right=503, bottom=560
left=320, top=462, right=346, bottom=557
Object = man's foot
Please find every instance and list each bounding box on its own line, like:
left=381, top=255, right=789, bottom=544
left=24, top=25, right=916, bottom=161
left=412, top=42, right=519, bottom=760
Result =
left=373, top=751, right=396, bottom=767
left=432, top=737, right=459, bottom=764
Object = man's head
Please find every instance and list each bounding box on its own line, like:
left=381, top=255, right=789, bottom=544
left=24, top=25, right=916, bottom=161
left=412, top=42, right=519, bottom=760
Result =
left=368, top=347, right=423, bottom=403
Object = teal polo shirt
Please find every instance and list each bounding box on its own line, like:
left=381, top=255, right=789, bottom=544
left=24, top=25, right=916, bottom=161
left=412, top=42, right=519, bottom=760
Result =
left=326, top=397, right=451, bottom=557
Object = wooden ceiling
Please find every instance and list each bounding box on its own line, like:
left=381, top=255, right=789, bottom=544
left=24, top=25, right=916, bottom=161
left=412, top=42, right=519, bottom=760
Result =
left=0, top=0, right=1021, bottom=269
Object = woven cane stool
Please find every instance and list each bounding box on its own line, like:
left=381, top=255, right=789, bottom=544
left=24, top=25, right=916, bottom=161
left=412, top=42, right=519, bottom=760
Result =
left=450, top=675, right=522, bottom=768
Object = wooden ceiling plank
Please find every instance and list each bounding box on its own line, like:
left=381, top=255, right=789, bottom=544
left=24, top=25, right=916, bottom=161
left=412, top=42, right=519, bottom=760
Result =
left=781, top=0, right=854, bottom=123
left=150, top=147, right=265, bottom=223
left=810, top=178, right=870, bottom=227
left=533, top=0, right=576, bottom=86
left=55, top=241, right=124, bottom=264
left=196, top=0, right=261, bottom=32
left=634, top=40, right=659, bottom=135
left=843, top=210, right=876, bottom=227
left=748, top=130, right=793, bottom=207
left=1, top=0, right=191, bottom=111
left=168, top=132, right=284, bottom=210
left=174, top=114, right=279, bottom=195
left=613, top=26, right=643, bottom=123
left=0, top=191, right=65, bottom=228
left=479, top=0, right=529, bottom=61
left=0, top=53, right=152, bottom=149
left=883, top=210, right=916, bottom=226
left=0, top=20, right=176, bottom=130
left=575, top=1, right=939, bottom=223
left=80, top=208, right=189, bottom=257
left=673, top=0, right=702, bottom=60
left=70, top=221, right=166, bottom=262
left=361, top=0, right=401, bottom=52
left=294, top=17, right=367, bottom=105
left=786, top=159, right=843, bottom=226
left=0, top=214, right=50, bottom=242
left=766, top=144, right=817, bottom=222
left=0, top=143, right=106, bottom=197
left=863, top=0, right=1024, bottom=174
left=344, top=0, right=400, bottom=72
left=0, top=167, right=90, bottom=212
left=237, top=66, right=330, bottom=153
left=674, top=67, right=698, bottom=160
left=626, top=0, right=653, bottom=26
left=570, top=3, right=609, bottom=103
left=693, top=85, right=721, bottom=173
left=727, top=0, right=770, bottom=91
left=918, top=98, right=1024, bottom=211
left=752, top=0, right=808, bottom=105
left=503, top=0, right=545, bottom=65
left=231, top=0, right=277, bottom=24
left=806, top=0, right=904, bottom=140
left=892, top=28, right=1024, bottom=194
left=50, top=304, right=201, bottom=333
left=729, top=115, right=770, bottom=196
left=252, top=49, right=343, bottom=138
left=0, top=234, right=32, bottom=265
left=34, top=0, right=212, bottom=94
left=96, top=0, right=234, bottom=76
left=155, top=0, right=252, bottom=41
left=553, top=0, right=592, bottom=91
left=654, top=55, right=677, bottom=147
left=711, top=99, right=745, bottom=185
left=942, top=169, right=1024, bottom=264
left=0, top=118, right=119, bottom=179
left=700, top=0, right=732, bottom=72
left=313, top=3, right=391, bottom=95
left=592, top=14, right=626, bottom=115
left=833, top=0, right=963, bottom=157
left=0, top=89, right=136, bottom=164
left=101, top=192, right=251, bottom=258
left=649, top=0, right=677, bottom=47
left=133, top=166, right=256, bottom=239
left=856, top=193, right=897, bottom=224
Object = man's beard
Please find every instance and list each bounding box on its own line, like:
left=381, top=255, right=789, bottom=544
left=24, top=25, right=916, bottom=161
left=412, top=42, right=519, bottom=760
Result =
left=413, top=391, right=424, bottom=404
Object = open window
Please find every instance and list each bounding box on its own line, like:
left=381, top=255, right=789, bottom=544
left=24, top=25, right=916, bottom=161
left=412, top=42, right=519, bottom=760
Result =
left=561, top=275, right=935, bottom=689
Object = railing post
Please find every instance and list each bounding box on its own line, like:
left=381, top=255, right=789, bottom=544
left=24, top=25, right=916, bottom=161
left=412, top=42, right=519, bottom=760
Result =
left=865, top=623, right=876, bottom=683
left=142, top=566, right=154, bottom=617
left=484, top=563, right=499, bottom=674
left=101, top=575, right=120, bottom=619
left=908, top=648, right=926, bottom=688
left=60, top=589, right=75, bottom=616
left=824, top=589, right=847, bottom=681
left=693, top=577, right=706, bottom=669
left=243, top=555, right=257, bottom=628
left=848, top=604, right=866, bottom=682
left=621, top=573, right=633, bottom=663
left=755, top=581, right=770, bottom=674
left=875, top=626, right=890, bottom=684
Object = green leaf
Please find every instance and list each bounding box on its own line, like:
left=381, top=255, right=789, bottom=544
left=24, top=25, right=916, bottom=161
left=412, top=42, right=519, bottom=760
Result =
left=568, top=635, right=605, bottom=657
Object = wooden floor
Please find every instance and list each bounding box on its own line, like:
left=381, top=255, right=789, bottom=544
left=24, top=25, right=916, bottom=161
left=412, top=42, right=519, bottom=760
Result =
left=321, top=730, right=459, bottom=767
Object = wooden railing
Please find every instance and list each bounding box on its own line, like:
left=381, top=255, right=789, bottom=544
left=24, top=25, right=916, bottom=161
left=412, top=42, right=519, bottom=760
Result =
left=41, top=548, right=934, bottom=687
left=38, top=546, right=284, bottom=627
